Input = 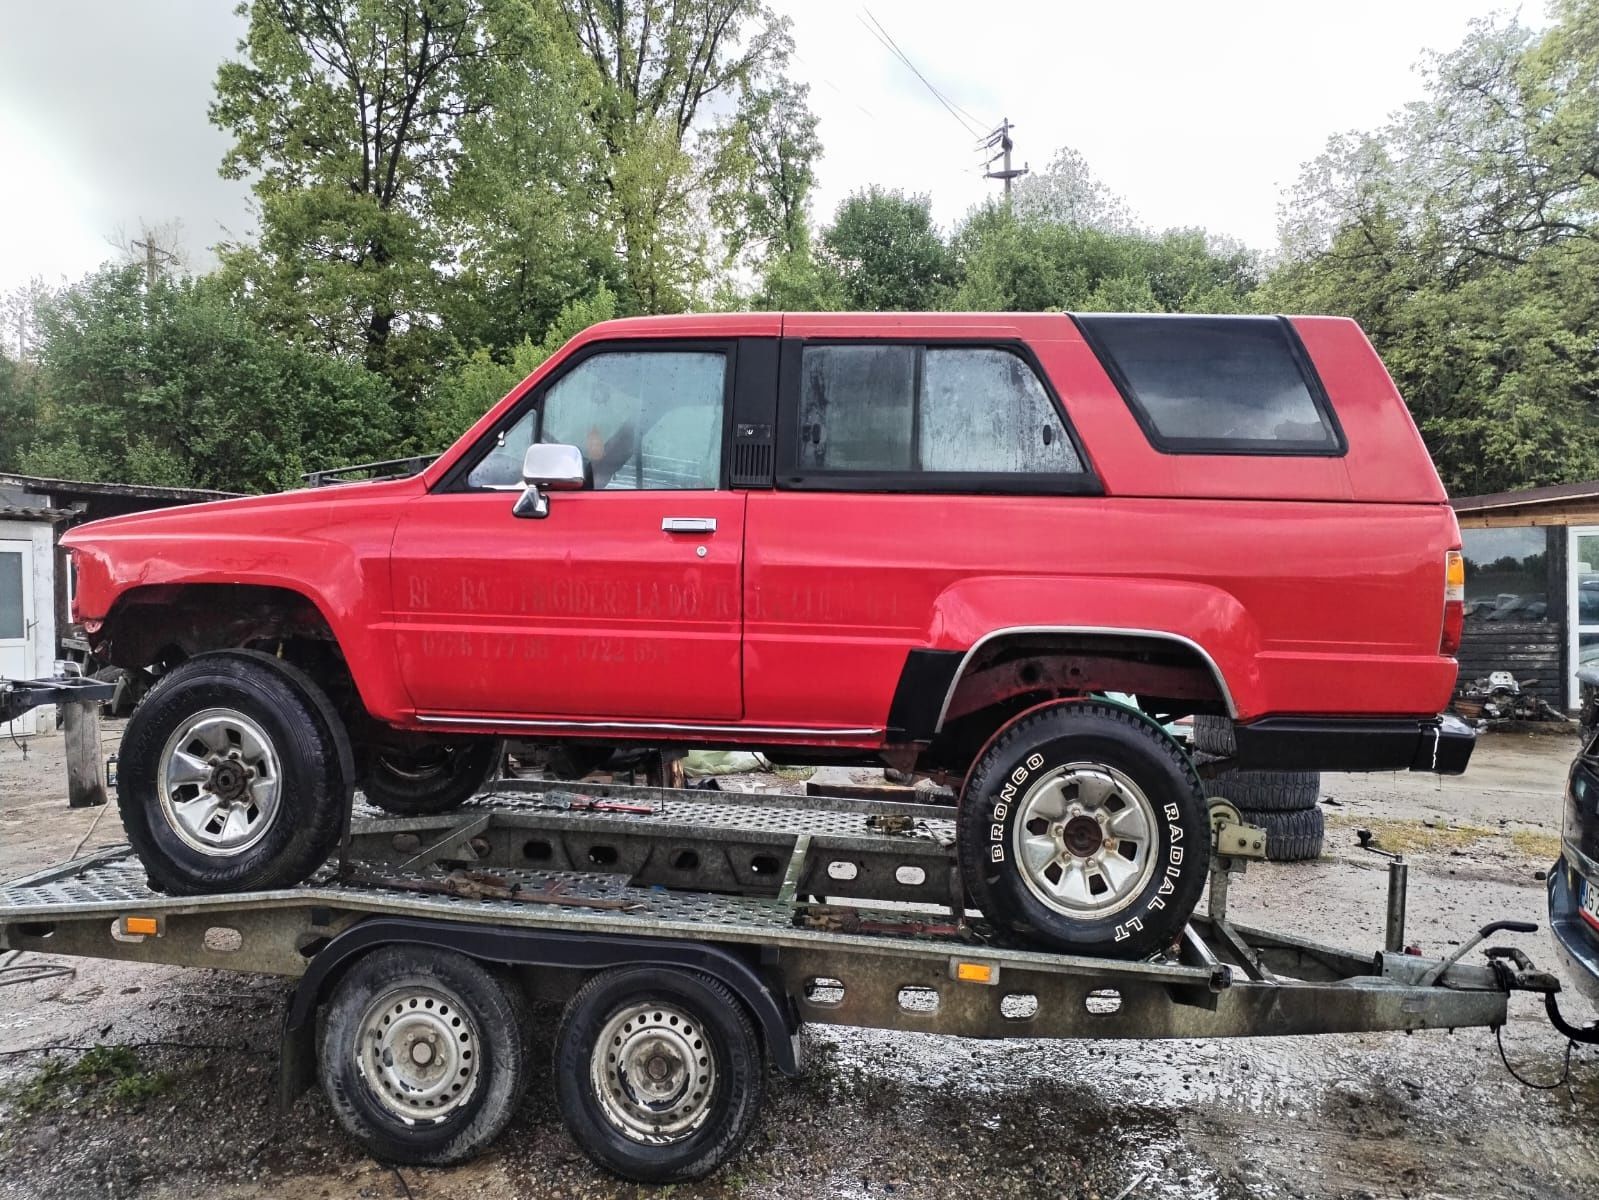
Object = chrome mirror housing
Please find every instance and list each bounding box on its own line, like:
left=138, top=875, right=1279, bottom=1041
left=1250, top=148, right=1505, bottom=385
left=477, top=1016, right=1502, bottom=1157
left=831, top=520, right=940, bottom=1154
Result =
left=514, top=443, right=587, bottom=519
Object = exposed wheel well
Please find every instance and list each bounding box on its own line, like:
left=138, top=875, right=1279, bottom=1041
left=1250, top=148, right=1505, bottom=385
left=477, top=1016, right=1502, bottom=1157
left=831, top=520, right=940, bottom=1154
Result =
left=921, top=631, right=1231, bottom=777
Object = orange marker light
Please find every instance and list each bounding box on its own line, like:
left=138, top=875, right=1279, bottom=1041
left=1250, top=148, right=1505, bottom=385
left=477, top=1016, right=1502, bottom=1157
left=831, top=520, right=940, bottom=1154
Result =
left=123, top=916, right=159, bottom=936
left=954, top=961, right=995, bottom=984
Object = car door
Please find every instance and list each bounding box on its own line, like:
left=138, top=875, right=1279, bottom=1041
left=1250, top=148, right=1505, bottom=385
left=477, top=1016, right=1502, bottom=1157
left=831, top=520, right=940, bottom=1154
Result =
left=390, top=341, right=752, bottom=723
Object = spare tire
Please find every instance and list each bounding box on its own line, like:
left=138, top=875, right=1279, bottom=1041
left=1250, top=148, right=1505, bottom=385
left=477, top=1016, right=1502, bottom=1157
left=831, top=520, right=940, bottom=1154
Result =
left=1238, top=805, right=1325, bottom=862
left=1209, top=769, right=1321, bottom=812
left=1190, top=715, right=1236, bottom=757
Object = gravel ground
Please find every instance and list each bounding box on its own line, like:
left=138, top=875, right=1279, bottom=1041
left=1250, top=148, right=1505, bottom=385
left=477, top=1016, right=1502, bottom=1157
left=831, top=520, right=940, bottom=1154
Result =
left=0, top=723, right=1594, bottom=1200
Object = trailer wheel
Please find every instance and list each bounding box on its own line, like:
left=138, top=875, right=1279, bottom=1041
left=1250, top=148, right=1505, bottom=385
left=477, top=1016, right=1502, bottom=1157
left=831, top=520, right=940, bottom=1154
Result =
left=117, top=650, right=350, bottom=894
left=958, top=700, right=1209, bottom=958
left=320, top=945, right=532, bottom=1166
left=361, top=737, right=503, bottom=816
left=554, top=967, right=763, bottom=1183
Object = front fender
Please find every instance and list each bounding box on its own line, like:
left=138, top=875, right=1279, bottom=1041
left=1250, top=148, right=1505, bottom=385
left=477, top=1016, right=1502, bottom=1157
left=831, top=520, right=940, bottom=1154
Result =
left=926, top=574, right=1264, bottom=718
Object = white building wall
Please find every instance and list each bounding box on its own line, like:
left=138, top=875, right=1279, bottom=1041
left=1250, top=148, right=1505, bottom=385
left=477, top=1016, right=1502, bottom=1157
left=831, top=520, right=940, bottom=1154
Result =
left=0, top=519, right=57, bottom=735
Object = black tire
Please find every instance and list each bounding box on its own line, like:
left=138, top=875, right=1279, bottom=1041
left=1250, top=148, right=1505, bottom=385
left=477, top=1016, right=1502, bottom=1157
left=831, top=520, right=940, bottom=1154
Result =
left=117, top=650, right=351, bottom=894
left=958, top=700, right=1210, bottom=958
left=320, top=946, right=532, bottom=1166
left=1239, top=805, right=1325, bottom=862
left=554, top=967, right=764, bottom=1183
left=361, top=737, right=503, bottom=816
left=1190, top=714, right=1236, bottom=757
left=1209, top=769, right=1321, bottom=812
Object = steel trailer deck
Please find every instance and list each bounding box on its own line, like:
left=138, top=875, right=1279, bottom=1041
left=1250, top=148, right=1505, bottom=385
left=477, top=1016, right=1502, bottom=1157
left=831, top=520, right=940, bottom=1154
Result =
left=0, top=780, right=1532, bottom=1045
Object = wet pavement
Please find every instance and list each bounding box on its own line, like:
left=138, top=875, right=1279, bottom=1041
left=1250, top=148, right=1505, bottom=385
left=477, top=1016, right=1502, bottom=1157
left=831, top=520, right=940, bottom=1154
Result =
left=0, top=725, right=1594, bottom=1199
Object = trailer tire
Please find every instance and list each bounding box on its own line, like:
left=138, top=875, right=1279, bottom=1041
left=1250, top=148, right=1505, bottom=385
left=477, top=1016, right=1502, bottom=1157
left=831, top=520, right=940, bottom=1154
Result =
left=361, top=738, right=503, bottom=816
left=1239, top=805, right=1325, bottom=862
left=1208, top=769, right=1321, bottom=812
left=320, top=945, right=532, bottom=1165
left=958, top=700, right=1209, bottom=958
left=554, top=966, right=763, bottom=1183
left=118, top=650, right=351, bottom=895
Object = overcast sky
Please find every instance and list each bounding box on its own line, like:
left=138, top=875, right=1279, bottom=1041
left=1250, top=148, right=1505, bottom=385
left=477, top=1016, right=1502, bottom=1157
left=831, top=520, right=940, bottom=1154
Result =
left=0, top=0, right=1514, bottom=295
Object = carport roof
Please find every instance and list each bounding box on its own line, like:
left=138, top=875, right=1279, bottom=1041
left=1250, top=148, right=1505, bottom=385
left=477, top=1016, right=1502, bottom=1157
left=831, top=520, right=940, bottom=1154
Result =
left=1452, top=479, right=1599, bottom=515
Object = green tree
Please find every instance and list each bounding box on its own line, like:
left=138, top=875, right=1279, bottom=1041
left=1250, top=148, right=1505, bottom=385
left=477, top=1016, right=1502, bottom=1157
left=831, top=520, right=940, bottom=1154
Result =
left=22, top=265, right=402, bottom=492
left=0, top=352, right=39, bottom=471
left=556, top=0, right=813, bottom=311
left=1267, top=0, right=1599, bottom=493
left=212, top=0, right=586, bottom=394
left=820, top=187, right=954, bottom=311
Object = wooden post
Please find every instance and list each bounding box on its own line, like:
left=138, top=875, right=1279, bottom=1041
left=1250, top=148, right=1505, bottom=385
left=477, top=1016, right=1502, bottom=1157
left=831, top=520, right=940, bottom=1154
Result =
left=64, top=700, right=107, bottom=808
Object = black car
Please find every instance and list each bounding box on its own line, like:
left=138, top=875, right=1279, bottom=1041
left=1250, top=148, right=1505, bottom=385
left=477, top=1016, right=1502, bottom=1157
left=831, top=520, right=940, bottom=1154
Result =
left=1550, top=666, right=1599, bottom=1003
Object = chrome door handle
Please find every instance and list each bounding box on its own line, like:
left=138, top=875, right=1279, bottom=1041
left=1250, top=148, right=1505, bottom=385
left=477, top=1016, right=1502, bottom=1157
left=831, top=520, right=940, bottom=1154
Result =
left=662, top=517, right=717, bottom=534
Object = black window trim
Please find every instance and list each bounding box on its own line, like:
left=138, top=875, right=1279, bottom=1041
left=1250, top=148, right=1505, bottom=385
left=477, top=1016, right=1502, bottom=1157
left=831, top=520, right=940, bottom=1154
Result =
left=1070, top=314, right=1349, bottom=458
left=435, top=338, right=743, bottom=494
left=775, top=337, right=1104, bottom=496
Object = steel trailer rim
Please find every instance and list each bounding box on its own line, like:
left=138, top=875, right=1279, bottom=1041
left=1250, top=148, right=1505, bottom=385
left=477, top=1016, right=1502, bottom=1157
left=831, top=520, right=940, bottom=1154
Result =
left=1010, top=761, right=1161, bottom=919
left=156, top=707, right=283, bottom=856
left=590, top=1001, right=717, bottom=1143
left=355, top=985, right=482, bottom=1123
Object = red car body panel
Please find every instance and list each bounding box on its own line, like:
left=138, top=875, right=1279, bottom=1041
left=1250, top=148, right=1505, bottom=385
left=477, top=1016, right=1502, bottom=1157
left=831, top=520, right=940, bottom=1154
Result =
left=63, top=310, right=1463, bottom=752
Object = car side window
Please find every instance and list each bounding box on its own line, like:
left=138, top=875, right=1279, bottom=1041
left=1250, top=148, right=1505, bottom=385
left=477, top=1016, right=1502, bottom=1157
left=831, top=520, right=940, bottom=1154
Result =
left=466, top=350, right=727, bottom=490
left=796, top=343, right=1081, bottom=476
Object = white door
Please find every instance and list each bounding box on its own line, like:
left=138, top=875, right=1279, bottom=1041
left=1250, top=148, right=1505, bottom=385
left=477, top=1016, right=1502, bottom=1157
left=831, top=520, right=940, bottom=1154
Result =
left=0, top=538, right=34, bottom=733
left=1569, top=527, right=1599, bottom=709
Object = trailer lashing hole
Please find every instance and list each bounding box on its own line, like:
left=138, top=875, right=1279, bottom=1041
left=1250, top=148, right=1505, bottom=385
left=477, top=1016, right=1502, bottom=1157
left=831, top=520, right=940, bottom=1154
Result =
left=804, top=977, right=846, bottom=1007
left=587, top=845, right=619, bottom=867
left=896, top=985, right=940, bottom=1014
left=522, top=839, right=554, bottom=862
left=671, top=849, right=700, bottom=871
left=1000, top=993, right=1039, bottom=1021
left=17, top=922, right=55, bottom=940
left=749, top=853, right=781, bottom=875
left=1085, top=989, right=1122, bottom=1015
left=827, top=861, right=859, bottom=881
left=894, top=865, right=925, bottom=886
left=203, top=927, right=242, bottom=953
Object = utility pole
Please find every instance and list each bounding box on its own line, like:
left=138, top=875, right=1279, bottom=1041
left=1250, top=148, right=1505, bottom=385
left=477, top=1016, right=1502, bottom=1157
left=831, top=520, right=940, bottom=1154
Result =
left=983, top=117, right=1029, bottom=206
left=130, top=235, right=176, bottom=291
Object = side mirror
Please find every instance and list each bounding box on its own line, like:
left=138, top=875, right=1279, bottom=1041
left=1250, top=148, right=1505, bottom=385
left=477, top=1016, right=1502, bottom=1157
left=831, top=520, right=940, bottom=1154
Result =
left=514, top=443, right=587, bottom=519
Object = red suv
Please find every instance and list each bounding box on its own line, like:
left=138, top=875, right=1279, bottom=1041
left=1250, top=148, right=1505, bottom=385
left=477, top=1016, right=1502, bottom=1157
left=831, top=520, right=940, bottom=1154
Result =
left=63, top=311, right=1472, bottom=957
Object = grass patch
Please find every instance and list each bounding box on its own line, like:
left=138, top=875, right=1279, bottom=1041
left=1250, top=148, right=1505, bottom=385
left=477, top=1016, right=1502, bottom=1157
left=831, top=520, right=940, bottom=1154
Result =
left=12, top=1045, right=174, bottom=1116
left=772, top=766, right=815, bottom=781
left=1510, top=829, right=1563, bottom=862
left=1343, top=817, right=1498, bottom=856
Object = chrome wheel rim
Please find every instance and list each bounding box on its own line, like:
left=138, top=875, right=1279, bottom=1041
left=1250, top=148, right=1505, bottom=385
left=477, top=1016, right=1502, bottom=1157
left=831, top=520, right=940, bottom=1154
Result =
left=1011, top=762, right=1160, bottom=919
left=156, top=708, right=282, bottom=856
left=591, top=1002, right=716, bottom=1143
left=355, top=985, right=481, bottom=1123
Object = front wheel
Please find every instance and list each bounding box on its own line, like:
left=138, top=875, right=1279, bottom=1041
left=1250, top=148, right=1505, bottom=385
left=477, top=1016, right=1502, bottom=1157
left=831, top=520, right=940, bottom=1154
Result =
left=117, top=650, right=351, bottom=894
left=957, top=700, right=1209, bottom=958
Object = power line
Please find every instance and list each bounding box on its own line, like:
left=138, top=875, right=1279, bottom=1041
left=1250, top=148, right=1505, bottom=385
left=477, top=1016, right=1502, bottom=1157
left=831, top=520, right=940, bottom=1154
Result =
left=858, top=8, right=988, bottom=140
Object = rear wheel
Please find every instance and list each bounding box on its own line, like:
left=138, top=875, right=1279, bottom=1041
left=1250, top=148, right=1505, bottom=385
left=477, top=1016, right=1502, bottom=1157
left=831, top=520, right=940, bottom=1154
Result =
left=958, top=700, right=1209, bottom=958
left=553, top=967, right=764, bottom=1183
left=360, top=737, right=503, bottom=816
left=117, top=650, right=350, bottom=894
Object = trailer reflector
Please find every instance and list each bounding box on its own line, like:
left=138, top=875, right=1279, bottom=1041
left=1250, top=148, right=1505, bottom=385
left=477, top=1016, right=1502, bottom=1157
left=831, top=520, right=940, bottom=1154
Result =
left=953, top=960, right=997, bottom=985
left=121, top=916, right=160, bottom=937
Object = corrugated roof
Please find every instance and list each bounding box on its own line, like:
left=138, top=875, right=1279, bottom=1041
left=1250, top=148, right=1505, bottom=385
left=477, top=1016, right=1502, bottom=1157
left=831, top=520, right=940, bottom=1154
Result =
left=0, top=506, right=68, bottom=522
left=1451, top=479, right=1599, bottom=513
left=0, top=472, right=237, bottom=503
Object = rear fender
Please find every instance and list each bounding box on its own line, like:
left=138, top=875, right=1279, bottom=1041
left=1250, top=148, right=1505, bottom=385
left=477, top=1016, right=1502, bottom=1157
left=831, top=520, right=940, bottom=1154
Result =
left=927, top=576, right=1262, bottom=723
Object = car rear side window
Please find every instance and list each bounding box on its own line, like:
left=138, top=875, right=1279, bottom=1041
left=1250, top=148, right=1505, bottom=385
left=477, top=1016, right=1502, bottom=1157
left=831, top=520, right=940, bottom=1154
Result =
left=1074, top=315, right=1343, bottom=455
left=795, top=343, right=1084, bottom=481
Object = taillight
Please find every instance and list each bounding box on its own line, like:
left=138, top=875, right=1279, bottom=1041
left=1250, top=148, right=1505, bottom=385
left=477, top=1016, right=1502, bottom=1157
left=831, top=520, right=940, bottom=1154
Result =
left=1441, top=550, right=1465, bottom=656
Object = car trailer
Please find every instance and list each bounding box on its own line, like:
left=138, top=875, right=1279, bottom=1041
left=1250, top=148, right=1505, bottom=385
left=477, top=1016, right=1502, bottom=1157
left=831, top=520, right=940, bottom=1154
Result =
left=0, top=778, right=1589, bottom=1183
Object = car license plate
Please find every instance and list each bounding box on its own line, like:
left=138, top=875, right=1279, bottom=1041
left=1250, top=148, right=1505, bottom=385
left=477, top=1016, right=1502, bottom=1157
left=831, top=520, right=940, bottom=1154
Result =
left=1582, top=879, right=1599, bottom=929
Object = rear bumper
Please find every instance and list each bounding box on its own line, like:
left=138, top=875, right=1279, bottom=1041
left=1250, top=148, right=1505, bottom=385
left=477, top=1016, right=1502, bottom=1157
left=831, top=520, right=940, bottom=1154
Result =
left=1230, top=714, right=1475, bottom=774
left=1549, top=854, right=1599, bottom=1005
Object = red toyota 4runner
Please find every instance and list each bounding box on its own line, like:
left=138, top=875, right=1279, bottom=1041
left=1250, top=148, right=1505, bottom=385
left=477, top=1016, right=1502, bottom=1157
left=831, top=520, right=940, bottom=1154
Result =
left=63, top=312, right=1473, bottom=958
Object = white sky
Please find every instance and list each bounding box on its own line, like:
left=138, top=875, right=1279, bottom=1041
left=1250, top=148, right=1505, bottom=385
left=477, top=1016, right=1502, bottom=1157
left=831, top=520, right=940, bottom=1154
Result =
left=0, top=0, right=1514, bottom=295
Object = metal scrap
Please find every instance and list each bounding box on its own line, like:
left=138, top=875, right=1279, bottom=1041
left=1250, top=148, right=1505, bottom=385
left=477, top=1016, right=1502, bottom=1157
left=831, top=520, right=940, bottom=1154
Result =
left=361, top=869, right=645, bottom=911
